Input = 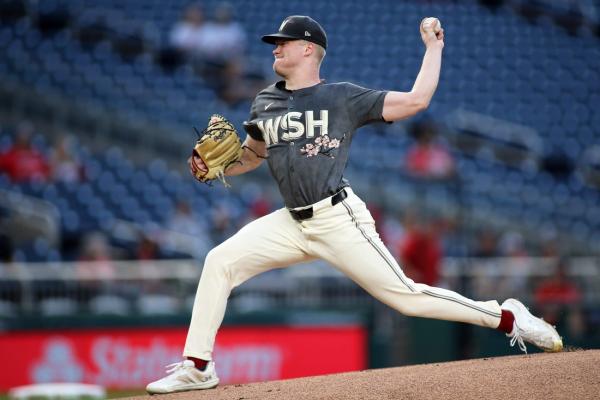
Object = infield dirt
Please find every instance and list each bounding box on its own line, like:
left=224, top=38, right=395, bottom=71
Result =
left=126, top=349, right=599, bottom=400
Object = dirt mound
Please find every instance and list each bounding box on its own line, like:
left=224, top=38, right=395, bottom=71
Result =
left=129, top=350, right=599, bottom=400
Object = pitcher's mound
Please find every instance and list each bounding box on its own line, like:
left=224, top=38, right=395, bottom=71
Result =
left=129, top=349, right=600, bottom=400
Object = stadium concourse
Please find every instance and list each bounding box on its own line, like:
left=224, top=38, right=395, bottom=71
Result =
left=0, top=0, right=599, bottom=396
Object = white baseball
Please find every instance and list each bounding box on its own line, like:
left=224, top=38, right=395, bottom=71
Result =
left=422, top=17, right=442, bottom=34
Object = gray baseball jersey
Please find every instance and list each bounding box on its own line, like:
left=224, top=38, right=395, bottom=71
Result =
left=244, top=80, right=388, bottom=208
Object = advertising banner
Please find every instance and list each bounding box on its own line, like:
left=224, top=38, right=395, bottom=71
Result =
left=0, top=325, right=366, bottom=390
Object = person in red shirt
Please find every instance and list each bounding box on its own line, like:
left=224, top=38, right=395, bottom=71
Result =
left=249, top=193, right=271, bottom=219
left=535, top=259, right=582, bottom=311
left=0, top=122, right=50, bottom=182
left=398, top=212, right=443, bottom=286
left=405, top=119, right=455, bottom=180
left=136, top=233, right=161, bottom=260
left=534, top=258, right=585, bottom=340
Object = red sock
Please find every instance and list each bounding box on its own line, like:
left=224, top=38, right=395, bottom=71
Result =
left=187, top=357, right=209, bottom=371
left=497, top=309, right=515, bottom=334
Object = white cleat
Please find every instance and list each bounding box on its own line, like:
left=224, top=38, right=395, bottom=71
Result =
left=501, top=298, right=563, bottom=353
left=146, top=360, right=219, bottom=394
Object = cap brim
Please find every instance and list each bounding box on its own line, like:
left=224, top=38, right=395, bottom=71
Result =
left=261, top=33, right=301, bottom=44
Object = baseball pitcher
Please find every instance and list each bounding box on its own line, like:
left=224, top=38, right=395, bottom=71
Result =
left=147, top=15, right=562, bottom=394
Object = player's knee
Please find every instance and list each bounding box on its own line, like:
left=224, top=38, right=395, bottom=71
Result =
left=203, top=247, right=230, bottom=274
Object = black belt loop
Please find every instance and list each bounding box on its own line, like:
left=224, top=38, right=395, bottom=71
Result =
left=289, top=188, right=347, bottom=221
left=289, top=207, right=313, bottom=221
left=331, top=187, right=348, bottom=206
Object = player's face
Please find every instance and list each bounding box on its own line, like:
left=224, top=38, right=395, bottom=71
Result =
left=272, top=39, right=307, bottom=76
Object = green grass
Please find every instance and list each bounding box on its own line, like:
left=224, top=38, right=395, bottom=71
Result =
left=106, top=390, right=147, bottom=399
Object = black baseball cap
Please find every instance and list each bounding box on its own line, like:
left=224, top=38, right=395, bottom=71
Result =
left=262, top=15, right=327, bottom=50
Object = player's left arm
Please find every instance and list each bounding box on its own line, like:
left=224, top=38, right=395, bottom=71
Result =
left=382, top=18, right=444, bottom=122
left=224, top=136, right=266, bottom=176
left=189, top=135, right=266, bottom=179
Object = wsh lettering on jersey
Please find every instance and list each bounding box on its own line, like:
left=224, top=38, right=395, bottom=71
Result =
left=257, top=110, right=328, bottom=145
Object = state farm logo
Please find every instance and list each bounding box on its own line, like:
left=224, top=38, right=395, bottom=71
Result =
left=32, top=338, right=85, bottom=383
left=90, top=337, right=181, bottom=387
left=29, top=335, right=283, bottom=388
left=90, top=339, right=283, bottom=385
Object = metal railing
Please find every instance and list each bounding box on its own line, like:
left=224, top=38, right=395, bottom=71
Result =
left=1, top=257, right=598, bottom=319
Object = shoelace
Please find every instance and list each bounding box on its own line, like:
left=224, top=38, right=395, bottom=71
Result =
left=165, top=361, right=186, bottom=374
left=509, top=329, right=528, bottom=354
left=165, top=361, right=211, bottom=383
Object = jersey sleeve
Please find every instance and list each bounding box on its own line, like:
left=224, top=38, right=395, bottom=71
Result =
left=344, top=83, right=388, bottom=127
left=243, top=98, right=265, bottom=142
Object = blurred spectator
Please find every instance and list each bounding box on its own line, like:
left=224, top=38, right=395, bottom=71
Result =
left=398, top=211, right=443, bottom=286
left=170, top=2, right=266, bottom=105
left=539, top=231, right=561, bottom=257
left=498, top=230, right=528, bottom=257
left=169, top=3, right=206, bottom=57
left=496, top=230, right=529, bottom=297
left=215, top=60, right=269, bottom=106
left=248, top=192, right=272, bottom=220
left=136, top=232, right=161, bottom=260
left=167, top=201, right=209, bottom=237
left=165, top=201, right=213, bottom=259
left=211, top=203, right=235, bottom=243
left=0, top=122, right=50, bottom=182
left=405, top=120, right=456, bottom=180
left=200, top=2, right=267, bottom=106
left=50, top=135, right=83, bottom=183
left=380, top=212, right=405, bottom=259
left=535, top=259, right=582, bottom=312
left=196, top=2, right=246, bottom=64
left=76, top=232, right=115, bottom=280
left=367, top=202, right=387, bottom=243
left=472, top=229, right=499, bottom=257
left=170, top=3, right=245, bottom=64
left=534, top=259, right=585, bottom=340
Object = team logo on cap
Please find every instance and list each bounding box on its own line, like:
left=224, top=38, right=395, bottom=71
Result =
left=305, top=31, right=311, bottom=37
left=279, top=19, right=290, bottom=31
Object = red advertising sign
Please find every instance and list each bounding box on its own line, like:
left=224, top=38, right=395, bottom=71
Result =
left=0, top=326, right=366, bottom=390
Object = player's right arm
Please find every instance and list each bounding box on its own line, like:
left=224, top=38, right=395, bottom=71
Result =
left=382, top=19, right=445, bottom=122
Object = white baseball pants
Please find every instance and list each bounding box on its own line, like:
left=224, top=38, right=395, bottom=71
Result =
left=183, top=188, right=502, bottom=360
